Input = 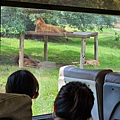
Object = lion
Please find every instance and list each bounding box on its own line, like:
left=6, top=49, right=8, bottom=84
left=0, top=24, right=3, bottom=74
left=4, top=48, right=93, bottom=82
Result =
left=84, top=58, right=100, bottom=66
left=35, top=18, right=67, bottom=33
left=14, top=54, right=41, bottom=68
left=35, top=18, right=68, bottom=41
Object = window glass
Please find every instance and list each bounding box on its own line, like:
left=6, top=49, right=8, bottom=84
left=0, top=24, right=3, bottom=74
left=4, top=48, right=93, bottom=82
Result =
left=1, top=6, right=120, bottom=116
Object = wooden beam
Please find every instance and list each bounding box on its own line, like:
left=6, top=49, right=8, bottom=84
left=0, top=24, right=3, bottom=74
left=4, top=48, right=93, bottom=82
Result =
left=26, top=31, right=98, bottom=38
left=80, top=38, right=86, bottom=69
left=44, top=36, right=48, bottom=61
left=19, top=33, right=24, bottom=68
left=94, top=34, right=98, bottom=60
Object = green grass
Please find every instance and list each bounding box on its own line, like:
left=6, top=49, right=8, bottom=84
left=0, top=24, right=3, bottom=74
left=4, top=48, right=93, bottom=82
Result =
left=0, top=30, right=120, bottom=115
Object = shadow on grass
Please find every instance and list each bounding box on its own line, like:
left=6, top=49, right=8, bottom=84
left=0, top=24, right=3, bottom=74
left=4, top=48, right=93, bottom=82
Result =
left=1, top=35, right=120, bottom=67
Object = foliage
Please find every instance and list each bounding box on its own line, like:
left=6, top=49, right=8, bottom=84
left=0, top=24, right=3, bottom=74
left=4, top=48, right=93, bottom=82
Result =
left=1, top=7, right=35, bottom=37
left=36, top=11, right=118, bottom=32
left=1, top=7, right=118, bottom=37
left=114, top=32, right=120, bottom=41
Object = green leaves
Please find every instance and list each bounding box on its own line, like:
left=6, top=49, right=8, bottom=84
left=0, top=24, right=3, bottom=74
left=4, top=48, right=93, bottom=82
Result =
left=1, top=7, right=30, bottom=36
left=1, top=7, right=119, bottom=36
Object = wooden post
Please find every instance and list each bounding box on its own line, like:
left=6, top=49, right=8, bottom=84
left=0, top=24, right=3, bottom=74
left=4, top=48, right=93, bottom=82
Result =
left=19, top=33, right=24, bottom=68
left=94, top=34, right=98, bottom=60
left=0, top=39, right=1, bottom=57
left=80, top=38, right=86, bottom=69
left=44, top=36, right=48, bottom=61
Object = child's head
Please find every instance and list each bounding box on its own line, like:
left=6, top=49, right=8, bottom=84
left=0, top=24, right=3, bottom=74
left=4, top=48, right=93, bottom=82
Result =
left=54, top=82, right=94, bottom=120
left=6, top=70, right=39, bottom=99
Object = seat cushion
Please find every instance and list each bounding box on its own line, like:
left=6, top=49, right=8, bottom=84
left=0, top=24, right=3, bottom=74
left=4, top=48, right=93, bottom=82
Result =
left=0, top=93, right=32, bottom=120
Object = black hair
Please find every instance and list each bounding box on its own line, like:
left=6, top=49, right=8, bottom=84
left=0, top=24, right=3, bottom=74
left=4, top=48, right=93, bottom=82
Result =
left=54, top=81, right=94, bottom=120
left=6, top=70, right=39, bottom=98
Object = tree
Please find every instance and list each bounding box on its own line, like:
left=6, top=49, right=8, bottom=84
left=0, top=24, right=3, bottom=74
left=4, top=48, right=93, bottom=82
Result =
left=1, top=7, right=35, bottom=36
left=1, top=7, right=118, bottom=37
left=38, top=10, right=117, bottom=31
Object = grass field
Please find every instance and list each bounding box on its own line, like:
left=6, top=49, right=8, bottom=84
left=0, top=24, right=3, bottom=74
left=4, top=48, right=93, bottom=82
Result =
left=0, top=29, right=120, bottom=115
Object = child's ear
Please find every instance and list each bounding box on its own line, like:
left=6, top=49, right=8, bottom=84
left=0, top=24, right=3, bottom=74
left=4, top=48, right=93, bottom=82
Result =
left=33, top=92, right=39, bottom=99
left=54, top=103, right=57, bottom=112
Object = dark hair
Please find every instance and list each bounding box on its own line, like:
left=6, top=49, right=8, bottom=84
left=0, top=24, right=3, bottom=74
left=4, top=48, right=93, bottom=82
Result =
left=6, top=70, right=39, bottom=98
left=54, top=82, right=94, bottom=120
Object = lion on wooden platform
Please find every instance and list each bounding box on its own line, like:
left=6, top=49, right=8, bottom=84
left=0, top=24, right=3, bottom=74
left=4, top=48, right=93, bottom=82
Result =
left=35, top=18, right=69, bottom=41
left=35, top=18, right=67, bottom=33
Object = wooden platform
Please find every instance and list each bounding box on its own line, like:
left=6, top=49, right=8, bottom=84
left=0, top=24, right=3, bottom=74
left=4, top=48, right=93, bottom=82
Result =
left=19, top=31, right=98, bottom=69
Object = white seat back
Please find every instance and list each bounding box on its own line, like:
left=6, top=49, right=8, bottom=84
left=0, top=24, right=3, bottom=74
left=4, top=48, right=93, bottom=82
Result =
left=58, top=65, right=112, bottom=120
left=103, top=72, right=120, bottom=120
